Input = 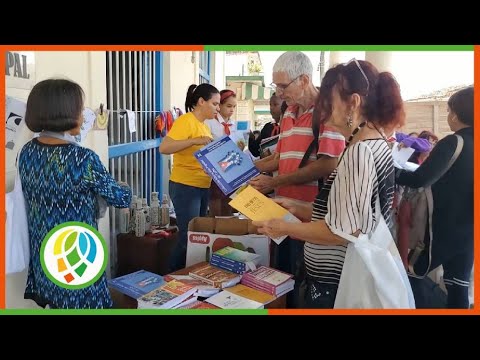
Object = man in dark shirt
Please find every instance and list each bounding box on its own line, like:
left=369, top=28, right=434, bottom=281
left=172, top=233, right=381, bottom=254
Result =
left=249, top=93, right=284, bottom=157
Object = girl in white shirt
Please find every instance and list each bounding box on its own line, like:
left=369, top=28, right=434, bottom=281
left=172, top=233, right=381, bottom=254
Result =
left=204, top=90, right=243, bottom=216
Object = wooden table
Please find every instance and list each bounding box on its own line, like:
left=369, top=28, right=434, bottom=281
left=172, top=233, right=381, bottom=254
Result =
left=116, top=225, right=178, bottom=277
left=110, top=261, right=287, bottom=309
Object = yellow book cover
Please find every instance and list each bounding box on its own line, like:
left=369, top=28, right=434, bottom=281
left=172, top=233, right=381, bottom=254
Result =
left=228, top=185, right=300, bottom=244
left=224, top=284, right=276, bottom=304
left=228, top=185, right=292, bottom=221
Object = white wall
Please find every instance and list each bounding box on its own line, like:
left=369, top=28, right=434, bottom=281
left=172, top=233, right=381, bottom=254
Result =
left=225, top=53, right=249, bottom=76
left=163, top=52, right=196, bottom=113
left=211, top=51, right=225, bottom=90
left=6, top=51, right=109, bottom=308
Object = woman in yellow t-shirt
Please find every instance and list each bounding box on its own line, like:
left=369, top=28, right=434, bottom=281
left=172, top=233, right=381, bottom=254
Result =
left=160, top=83, right=220, bottom=272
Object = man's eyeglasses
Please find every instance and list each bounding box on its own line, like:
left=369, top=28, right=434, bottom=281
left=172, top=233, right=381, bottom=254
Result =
left=270, top=75, right=302, bottom=92
left=345, top=58, right=370, bottom=94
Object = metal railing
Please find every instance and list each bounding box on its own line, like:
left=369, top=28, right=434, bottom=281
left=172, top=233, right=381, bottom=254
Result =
left=106, top=51, right=163, bottom=275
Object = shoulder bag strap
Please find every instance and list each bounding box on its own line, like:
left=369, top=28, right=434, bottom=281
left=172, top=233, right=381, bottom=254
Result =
left=423, top=134, right=463, bottom=188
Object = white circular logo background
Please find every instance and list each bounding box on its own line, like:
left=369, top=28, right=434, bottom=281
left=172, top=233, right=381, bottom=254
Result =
left=40, top=222, right=108, bottom=289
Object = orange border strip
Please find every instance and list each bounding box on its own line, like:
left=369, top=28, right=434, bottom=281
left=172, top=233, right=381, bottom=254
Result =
left=474, top=45, right=479, bottom=314
left=0, top=50, right=5, bottom=309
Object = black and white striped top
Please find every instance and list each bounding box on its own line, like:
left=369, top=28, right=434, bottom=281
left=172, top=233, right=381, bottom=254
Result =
left=304, top=139, right=395, bottom=285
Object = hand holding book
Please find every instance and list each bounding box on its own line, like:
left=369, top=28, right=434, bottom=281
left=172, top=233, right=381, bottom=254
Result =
left=272, top=197, right=313, bottom=222
left=248, top=174, right=275, bottom=194
left=252, top=218, right=289, bottom=239
left=228, top=185, right=301, bottom=244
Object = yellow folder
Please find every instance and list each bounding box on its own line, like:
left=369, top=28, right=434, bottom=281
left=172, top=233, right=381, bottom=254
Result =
left=228, top=185, right=291, bottom=221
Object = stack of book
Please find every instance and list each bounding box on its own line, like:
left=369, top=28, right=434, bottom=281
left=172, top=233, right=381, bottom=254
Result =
left=188, top=263, right=242, bottom=289
left=163, top=274, right=220, bottom=298
left=205, top=290, right=264, bottom=309
left=137, top=279, right=197, bottom=309
left=108, top=270, right=165, bottom=299
left=241, top=266, right=295, bottom=297
left=210, top=246, right=262, bottom=274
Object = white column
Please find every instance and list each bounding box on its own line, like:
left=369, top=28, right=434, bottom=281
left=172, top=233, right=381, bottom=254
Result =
left=329, top=51, right=344, bottom=68
left=365, top=51, right=393, bottom=72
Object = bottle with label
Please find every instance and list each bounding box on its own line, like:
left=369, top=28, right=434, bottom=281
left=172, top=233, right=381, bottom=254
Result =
left=118, top=206, right=130, bottom=233
left=134, top=199, right=145, bottom=237
left=160, top=194, right=170, bottom=228
left=129, top=195, right=138, bottom=233
left=142, top=198, right=151, bottom=233
left=150, top=192, right=160, bottom=226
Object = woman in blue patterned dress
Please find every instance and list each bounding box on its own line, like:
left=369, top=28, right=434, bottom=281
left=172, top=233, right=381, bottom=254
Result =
left=19, top=78, right=132, bottom=309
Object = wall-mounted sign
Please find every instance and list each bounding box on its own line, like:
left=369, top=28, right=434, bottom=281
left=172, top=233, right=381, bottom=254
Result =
left=5, top=51, right=35, bottom=91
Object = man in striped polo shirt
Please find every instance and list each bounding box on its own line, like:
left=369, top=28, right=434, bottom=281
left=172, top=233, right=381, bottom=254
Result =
left=249, top=52, right=345, bottom=307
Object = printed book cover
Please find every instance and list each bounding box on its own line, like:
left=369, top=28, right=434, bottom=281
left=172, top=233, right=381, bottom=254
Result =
left=108, top=270, right=165, bottom=299
left=137, top=280, right=197, bottom=309
left=243, top=266, right=293, bottom=287
left=189, top=263, right=242, bottom=288
left=213, top=246, right=261, bottom=265
left=194, top=135, right=260, bottom=196
left=224, top=284, right=276, bottom=304
left=228, top=185, right=301, bottom=244
left=259, top=134, right=279, bottom=158
left=241, top=266, right=295, bottom=295
left=205, top=289, right=264, bottom=309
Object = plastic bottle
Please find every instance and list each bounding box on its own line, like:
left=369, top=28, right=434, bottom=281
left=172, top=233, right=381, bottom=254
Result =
left=118, top=207, right=130, bottom=233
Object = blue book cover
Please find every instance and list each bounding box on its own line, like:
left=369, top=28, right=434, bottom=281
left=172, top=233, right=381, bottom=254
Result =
left=194, top=135, right=260, bottom=196
left=108, top=270, right=165, bottom=299
left=210, top=257, right=247, bottom=274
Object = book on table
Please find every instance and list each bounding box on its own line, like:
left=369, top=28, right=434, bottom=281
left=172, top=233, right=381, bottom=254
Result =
left=223, top=284, right=276, bottom=305
left=194, top=135, right=260, bottom=196
left=188, top=263, right=242, bottom=289
left=163, top=274, right=220, bottom=297
left=205, top=289, right=264, bottom=309
left=137, top=280, right=197, bottom=309
left=108, top=270, right=165, bottom=299
left=241, top=266, right=295, bottom=296
left=210, top=246, right=262, bottom=274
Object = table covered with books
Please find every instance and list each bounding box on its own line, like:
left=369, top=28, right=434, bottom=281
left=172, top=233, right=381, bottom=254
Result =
left=110, top=261, right=291, bottom=310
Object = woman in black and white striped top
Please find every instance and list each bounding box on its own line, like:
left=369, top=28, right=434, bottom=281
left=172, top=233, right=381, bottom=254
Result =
left=254, top=59, right=405, bottom=308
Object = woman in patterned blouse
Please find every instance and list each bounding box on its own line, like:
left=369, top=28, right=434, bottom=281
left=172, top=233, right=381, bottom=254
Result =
left=19, top=78, right=132, bottom=309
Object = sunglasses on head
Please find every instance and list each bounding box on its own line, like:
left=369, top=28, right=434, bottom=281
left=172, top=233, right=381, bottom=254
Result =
left=345, top=58, right=370, bottom=94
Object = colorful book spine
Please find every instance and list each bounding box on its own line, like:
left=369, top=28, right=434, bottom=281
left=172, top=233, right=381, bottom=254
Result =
left=240, top=277, right=276, bottom=295
left=210, top=257, right=247, bottom=274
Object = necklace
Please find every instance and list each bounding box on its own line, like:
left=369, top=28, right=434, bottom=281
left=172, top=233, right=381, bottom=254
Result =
left=337, top=121, right=367, bottom=164
left=345, top=121, right=367, bottom=147
left=369, top=122, right=388, bottom=142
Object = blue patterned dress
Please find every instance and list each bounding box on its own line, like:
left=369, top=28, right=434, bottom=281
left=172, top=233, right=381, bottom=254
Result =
left=19, top=138, right=132, bottom=309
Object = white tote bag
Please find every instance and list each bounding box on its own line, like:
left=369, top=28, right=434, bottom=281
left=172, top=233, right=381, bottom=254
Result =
left=6, top=165, right=30, bottom=274
left=331, top=199, right=415, bottom=309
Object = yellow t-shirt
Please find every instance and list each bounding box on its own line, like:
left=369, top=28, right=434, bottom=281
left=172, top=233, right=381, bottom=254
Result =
left=167, top=112, right=212, bottom=188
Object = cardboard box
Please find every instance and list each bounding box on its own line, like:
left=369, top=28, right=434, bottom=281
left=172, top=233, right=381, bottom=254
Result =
left=186, top=217, right=270, bottom=268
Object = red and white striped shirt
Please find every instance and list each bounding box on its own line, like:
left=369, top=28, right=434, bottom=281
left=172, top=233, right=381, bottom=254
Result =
left=275, top=105, right=345, bottom=202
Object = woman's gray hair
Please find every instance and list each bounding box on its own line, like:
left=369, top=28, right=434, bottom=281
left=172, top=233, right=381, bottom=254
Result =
left=272, top=51, right=313, bottom=80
